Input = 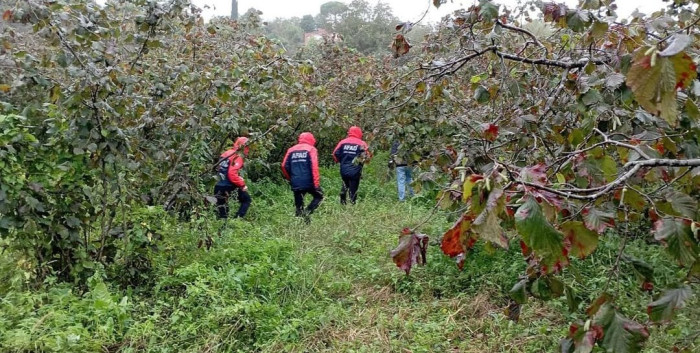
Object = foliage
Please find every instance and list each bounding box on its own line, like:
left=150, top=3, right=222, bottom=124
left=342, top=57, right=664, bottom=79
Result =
left=381, top=0, right=700, bottom=351
left=1, top=160, right=697, bottom=352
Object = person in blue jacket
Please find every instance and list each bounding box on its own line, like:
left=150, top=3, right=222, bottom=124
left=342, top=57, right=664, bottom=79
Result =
left=332, top=126, right=371, bottom=205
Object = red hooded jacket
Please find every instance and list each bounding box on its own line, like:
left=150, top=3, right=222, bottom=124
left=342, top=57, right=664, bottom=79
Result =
left=332, top=126, right=370, bottom=177
left=219, top=137, right=248, bottom=188
left=281, top=132, right=321, bottom=190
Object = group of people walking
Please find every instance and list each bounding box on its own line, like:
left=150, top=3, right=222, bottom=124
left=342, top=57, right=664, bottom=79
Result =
left=213, top=126, right=413, bottom=222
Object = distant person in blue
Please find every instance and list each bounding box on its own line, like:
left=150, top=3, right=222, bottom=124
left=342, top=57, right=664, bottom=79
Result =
left=390, top=140, right=414, bottom=202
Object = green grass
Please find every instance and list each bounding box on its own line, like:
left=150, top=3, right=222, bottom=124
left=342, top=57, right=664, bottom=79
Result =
left=1, top=155, right=698, bottom=352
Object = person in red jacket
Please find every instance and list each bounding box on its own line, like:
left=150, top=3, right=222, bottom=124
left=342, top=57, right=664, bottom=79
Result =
left=332, top=126, right=371, bottom=204
left=214, top=137, right=251, bottom=219
left=281, top=132, right=323, bottom=221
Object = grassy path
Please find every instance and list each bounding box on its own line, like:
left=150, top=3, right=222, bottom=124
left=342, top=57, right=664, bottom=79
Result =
left=1, top=158, right=698, bottom=352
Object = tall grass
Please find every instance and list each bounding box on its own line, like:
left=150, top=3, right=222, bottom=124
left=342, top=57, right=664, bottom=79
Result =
left=1, top=155, right=697, bottom=352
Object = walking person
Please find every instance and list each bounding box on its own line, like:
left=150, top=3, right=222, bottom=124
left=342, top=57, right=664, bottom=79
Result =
left=281, top=132, right=324, bottom=222
left=214, top=137, right=252, bottom=218
left=390, top=140, right=414, bottom=202
left=332, top=126, right=371, bottom=205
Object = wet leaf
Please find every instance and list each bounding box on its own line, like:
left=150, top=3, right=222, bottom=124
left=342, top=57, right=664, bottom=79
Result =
left=659, top=34, right=692, bottom=57
left=515, top=197, right=568, bottom=273
left=648, top=285, right=692, bottom=322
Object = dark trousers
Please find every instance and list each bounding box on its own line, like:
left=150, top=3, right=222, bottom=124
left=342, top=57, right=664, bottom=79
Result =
left=293, top=188, right=324, bottom=216
left=214, top=184, right=251, bottom=219
left=340, top=174, right=361, bottom=205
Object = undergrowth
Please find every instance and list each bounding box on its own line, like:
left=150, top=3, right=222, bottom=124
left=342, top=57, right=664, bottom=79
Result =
left=1, top=155, right=698, bottom=352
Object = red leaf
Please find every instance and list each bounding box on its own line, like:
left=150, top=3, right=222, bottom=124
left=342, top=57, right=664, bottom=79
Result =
left=480, top=123, right=499, bottom=142
left=440, top=214, right=477, bottom=269
left=390, top=230, right=429, bottom=275
left=2, top=10, right=11, bottom=21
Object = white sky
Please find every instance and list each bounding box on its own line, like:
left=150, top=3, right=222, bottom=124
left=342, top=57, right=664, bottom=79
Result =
left=194, top=0, right=668, bottom=22
left=93, top=1, right=669, bottom=22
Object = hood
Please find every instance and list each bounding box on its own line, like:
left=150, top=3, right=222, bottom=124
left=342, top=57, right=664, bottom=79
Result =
left=298, top=132, right=316, bottom=146
left=228, top=136, right=249, bottom=156
left=348, top=126, right=363, bottom=139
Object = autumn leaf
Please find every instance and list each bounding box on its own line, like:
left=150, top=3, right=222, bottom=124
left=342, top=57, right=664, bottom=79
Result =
left=593, top=303, right=649, bottom=353
left=480, top=123, right=499, bottom=142
left=390, top=229, right=429, bottom=275
left=626, top=49, right=697, bottom=125
left=648, top=285, right=692, bottom=322
left=472, top=188, right=509, bottom=249
left=582, top=207, right=615, bottom=233
left=462, top=174, right=484, bottom=203
left=2, top=10, right=12, bottom=21
left=390, top=34, right=412, bottom=57
left=440, top=214, right=477, bottom=269
left=561, top=221, right=599, bottom=259
left=433, top=0, right=446, bottom=9
left=515, top=197, right=568, bottom=273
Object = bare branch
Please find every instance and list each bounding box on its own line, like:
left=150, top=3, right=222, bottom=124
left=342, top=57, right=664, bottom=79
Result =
left=496, top=20, right=549, bottom=56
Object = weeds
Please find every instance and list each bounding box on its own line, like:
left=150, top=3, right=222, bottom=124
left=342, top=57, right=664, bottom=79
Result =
left=1, top=158, right=697, bottom=352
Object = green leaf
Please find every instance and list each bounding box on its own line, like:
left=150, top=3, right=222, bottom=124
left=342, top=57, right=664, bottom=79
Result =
left=653, top=218, right=699, bottom=267
left=566, top=10, right=591, bottom=33
left=509, top=279, right=528, bottom=304
left=479, top=0, right=500, bottom=22
left=622, top=255, right=654, bottom=282
left=598, top=156, right=617, bottom=183
left=590, top=19, right=608, bottom=39
left=515, top=197, right=568, bottom=273
left=565, top=286, right=581, bottom=313
left=474, top=85, right=490, bottom=103
left=648, top=285, right=692, bottom=322
left=595, top=304, right=649, bottom=353
left=561, top=221, right=599, bottom=259
left=620, top=187, right=647, bottom=212
left=664, top=190, right=697, bottom=219
left=530, top=275, right=564, bottom=300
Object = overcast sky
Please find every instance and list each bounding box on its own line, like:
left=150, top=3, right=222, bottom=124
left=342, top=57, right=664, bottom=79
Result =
left=190, top=0, right=669, bottom=22
left=93, top=1, right=670, bottom=22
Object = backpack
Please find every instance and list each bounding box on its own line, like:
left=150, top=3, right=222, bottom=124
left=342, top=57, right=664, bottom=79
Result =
left=216, top=152, right=236, bottom=182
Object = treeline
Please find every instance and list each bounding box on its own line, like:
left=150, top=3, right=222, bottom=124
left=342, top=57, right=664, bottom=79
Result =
left=242, top=0, right=432, bottom=55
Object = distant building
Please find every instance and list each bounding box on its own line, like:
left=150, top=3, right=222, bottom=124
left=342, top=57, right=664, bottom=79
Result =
left=303, top=29, right=343, bottom=45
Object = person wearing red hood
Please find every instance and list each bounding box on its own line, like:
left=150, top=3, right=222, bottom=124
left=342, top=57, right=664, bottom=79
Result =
left=214, top=137, right=251, bottom=219
left=332, top=126, right=371, bottom=205
left=282, top=132, right=324, bottom=220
